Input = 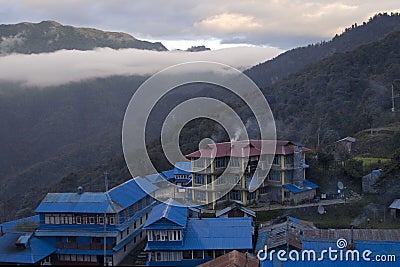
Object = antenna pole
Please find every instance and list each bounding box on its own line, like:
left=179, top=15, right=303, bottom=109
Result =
left=104, top=171, right=109, bottom=192
left=392, top=83, right=395, bottom=112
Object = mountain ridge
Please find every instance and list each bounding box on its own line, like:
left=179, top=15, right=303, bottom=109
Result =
left=0, top=20, right=167, bottom=54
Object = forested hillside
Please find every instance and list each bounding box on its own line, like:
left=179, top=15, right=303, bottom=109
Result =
left=245, top=13, right=400, bottom=86
left=1, top=14, right=400, bottom=219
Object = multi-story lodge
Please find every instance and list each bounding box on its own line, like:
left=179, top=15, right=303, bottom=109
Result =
left=143, top=198, right=253, bottom=266
left=186, top=140, right=318, bottom=208
left=33, top=177, right=157, bottom=265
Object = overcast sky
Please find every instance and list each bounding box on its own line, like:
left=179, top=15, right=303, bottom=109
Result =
left=0, top=1, right=398, bottom=87
left=0, top=0, right=399, bottom=50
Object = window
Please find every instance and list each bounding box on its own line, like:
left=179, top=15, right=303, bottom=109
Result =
left=98, top=216, right=104, bottom=225
left=54, top=215, right=60, bottom=224
left=230, top=190, right=241, bottom=201
left=82, top=216, right=88, bottom=224
left=91, top=255, right=97, bottom=262
left=230, top=157, right=241, bottom=167
left=194, top=158, right=203, bottom=168
left=147, top=231, right=153, bottom=241
left=269, top=170, right=281, bottom=181
left=206, top=175, right=212, bottom=184
left=215, top=175, right=225, bottom=185
left=127, top=227, right=130, bottom=235
left=134, top=236, right=137, bottom=243
left=71, top=255, right=76, bottom=261
left=195, top=191, right=206, bottom=201
left=134, top=221, right=137, bottom=229
left=120, top=232, right=123, bottom=239
left=140, top=216, right=143, bottom=225
left=109, top=216, right=115, bottom=225
left=183, top=250, right=192, bottom=259
left=92, top=237, right=101, bottom=243
left=193, top=250, right=203, bottom=259
left=89, top=217, right=95, bottom=224
left=77, top=255, right=83, bottom=262
left=146, top=213, right=149, bottom=220
left=60, top=216, right=64, bottom=224
left=76, top=216, right=81, bottom=224
left=194, top=174, right=204, bottom=184
left=161, top=230, right=168, bottom=241
left=67, top=237, right=76, bottom=243
left=215, top=157, right=226, bottom=168
left=124, top=245, right=126, bottom=252
left=45, top=215, right=50, bottom=224
left=273, top=156, right=280, bottom=165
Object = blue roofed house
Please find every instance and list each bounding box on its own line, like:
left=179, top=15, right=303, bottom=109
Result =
left=143, top=198, right=253, bottom=266
left=173, top=162, right=192, bottom=187
left=34, top=177, right=157, bottom=265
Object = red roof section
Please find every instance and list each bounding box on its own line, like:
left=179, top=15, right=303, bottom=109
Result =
left=186, top=140, right=310, bottom=158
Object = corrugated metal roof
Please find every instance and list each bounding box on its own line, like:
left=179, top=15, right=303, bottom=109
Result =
left=107, top=177, right=157, bottom=209
left=283, top=180, right=319, bottom=194
left=160, top=170, right=175, bottom=181
left=215, top=205, right=256, bottom=218
left=198, top=250, right=259, bottom=267
left=144, top=173, right=165, bottom=184
left=389, top=199, right=400, bottom=209
left=0, top=232, right=55, bottom=263
left=34, top=192, right=118, bottom=214
left=174, top=162, right=191, bottom=175
left=336, top=136, right=356, bottom=143
left=144, top=199, right=188, bottom=229
left=183, top=218, right=253, bottom=250
left=0, top=215, right=39, bottom=233
left=186, top=140, right=310, bottom=158
left=303, top=229, right=400, bottom=242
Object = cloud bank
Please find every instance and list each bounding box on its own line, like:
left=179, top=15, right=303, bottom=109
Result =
left=0, top=46, right=282, bottom=87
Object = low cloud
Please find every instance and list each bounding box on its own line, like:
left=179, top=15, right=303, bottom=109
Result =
left=0, top=46, right=282, bottom=87
left=194, top=13, right=262, bottom=34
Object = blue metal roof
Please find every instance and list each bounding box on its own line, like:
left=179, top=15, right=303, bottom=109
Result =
left=144, top=199, right=187, bottom=229
left=160, top=170, right=175, bottom=181
left=145, top=217, right=253, bottom=251
left=0, top=215, right=39, bottom=233
left=184, top=218, right=252, bottom=250
left=175, top=178, right=191, bottom=184
left=174, top=162, right=191, bottom=175
left=283, top=180, right=319, bottom=194
left=108, top=177, right=157, bottom=209
left=34, top=192, right=117, bottom=214
left=144, top=173, right=166, bottom=184
left=0, top=232, right=55, bottom=264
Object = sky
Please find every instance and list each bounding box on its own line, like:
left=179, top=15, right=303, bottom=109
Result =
left=0, top=0, right=399, bottom=50
left=0, top=0, right=398, bottom=87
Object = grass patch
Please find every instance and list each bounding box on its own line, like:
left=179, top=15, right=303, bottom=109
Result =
left=354, top=157, right=390, bottom=167
left=255, top=196, right=389, bottom=229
